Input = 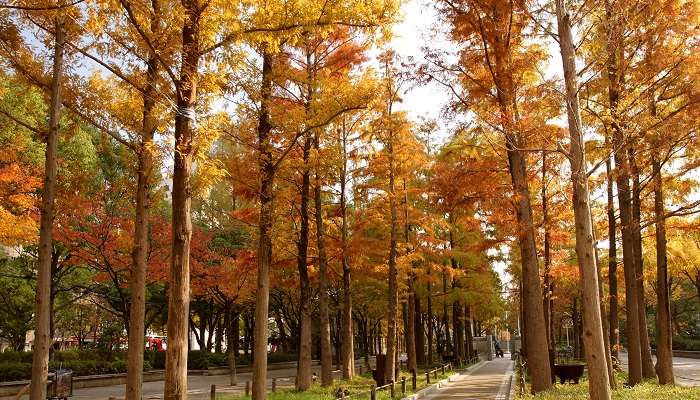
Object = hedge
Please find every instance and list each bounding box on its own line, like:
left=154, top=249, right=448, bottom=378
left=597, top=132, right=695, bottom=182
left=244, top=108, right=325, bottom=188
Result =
left=672, top=336, right=700, bottom=351
left=0, top=350, right=297, bottom=381
left=0, top=360, right=148, bottom=382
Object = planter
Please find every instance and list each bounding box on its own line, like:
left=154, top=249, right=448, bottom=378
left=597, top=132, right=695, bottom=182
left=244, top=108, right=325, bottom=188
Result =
left=553, top=364, right=584, bottom=384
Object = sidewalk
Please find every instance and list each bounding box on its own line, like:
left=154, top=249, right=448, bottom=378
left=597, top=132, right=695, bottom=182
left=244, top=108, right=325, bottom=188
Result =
left=421, top=357, right=514, bottom=400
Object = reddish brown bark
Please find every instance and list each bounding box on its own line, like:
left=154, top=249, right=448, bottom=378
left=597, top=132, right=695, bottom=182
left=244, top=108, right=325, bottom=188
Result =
left=252, top=50, right=274, bottom=400
left=652, top=156, right=674, bottom=384
left=555, top=2, right=611, bottom=397
left=29, top=18, right=64, bottom=400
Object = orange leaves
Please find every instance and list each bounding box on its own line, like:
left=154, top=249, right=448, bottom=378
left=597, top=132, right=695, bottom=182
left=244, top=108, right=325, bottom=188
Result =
left=0, top=163, right=41, bottom=245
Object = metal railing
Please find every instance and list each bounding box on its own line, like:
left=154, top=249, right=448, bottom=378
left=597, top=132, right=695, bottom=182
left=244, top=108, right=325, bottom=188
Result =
left=334, top=362, right=454, bottom=400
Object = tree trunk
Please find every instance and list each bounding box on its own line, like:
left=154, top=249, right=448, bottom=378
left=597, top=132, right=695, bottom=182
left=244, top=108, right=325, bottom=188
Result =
left=442, top=269, right=450, bottom=357
left=126, top=10, right=159, bottom=396
left=252, top=50, right=274, bottom=400
left=427, top=270, right=434, bottom=365
left=541, top=151, right=555, bottom=379
left=630, top=150, right=656, bottom=379
left=407, top=286, right=417, bottom=372
left=29, top=19, right=64, bottom=400
left=493, top=21, right=552, bottom=394
left=606, top=152, right=619, bottom=361
left=405, top=181, right=417, bottom=373
left=505, top=141, right=550, bottom=392
left=415, top=296, right=425, bottom=365
left=296, top=134, right=313, bottom=391
left=465, top=305, right=473, bottom=360
left=592, top=213, right=616, bottom=388
left=452, top=299, right=464, bottom=361
left=555, top=3, right=612, bottom=397
left=605, top=0, right=642, bottom=385
left=339, top=120, right=354, bottom=379
left=228, top=309, right=239, bottom=386
left=384, top=128, right=398, bottom=384
left=164, top=2, right=200, bottom=398
left=215, top=312, right=224, bottom=353
left=314, top=131, right=333, bottom=387
left=541, top=151, right=551, bottom=343
left=652, top=156, right=674, bottom=384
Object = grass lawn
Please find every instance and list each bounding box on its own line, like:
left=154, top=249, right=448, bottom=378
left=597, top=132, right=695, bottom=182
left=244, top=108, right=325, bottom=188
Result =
left=517, top=372, right=700, bottom=400
left=219, top=362, right=469, bottom=400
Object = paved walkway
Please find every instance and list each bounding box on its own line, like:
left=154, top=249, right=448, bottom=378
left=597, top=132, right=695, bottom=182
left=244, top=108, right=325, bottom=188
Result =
left=423, top=357, right=513, bottom=400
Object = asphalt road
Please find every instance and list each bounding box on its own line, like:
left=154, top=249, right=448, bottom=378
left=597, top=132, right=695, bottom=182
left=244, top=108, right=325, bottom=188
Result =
left=5, top=359, right=376, bottom=400
left=618, top=352, right=700, bottom=386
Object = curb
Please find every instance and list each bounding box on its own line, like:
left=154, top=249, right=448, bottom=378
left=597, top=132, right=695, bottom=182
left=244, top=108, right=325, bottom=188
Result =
left=495, top=361, right=514, bottom=400
left=400, top=361, right=486, bottom=400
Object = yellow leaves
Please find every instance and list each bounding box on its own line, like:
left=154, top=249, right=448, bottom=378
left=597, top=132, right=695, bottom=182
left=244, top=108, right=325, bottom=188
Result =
left=0, top=207, right=37, bottom=246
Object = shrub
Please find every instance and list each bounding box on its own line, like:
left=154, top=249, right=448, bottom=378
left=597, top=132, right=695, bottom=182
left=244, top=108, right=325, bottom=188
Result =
left=153, top=351, right=166, bottom=369
left=110, top=360, right=128, bottom=373
left=209, top=352, right=228, bottom=367
left=268, top=352, right=297, bottom=364
left=54, top=350, right=80, bottom=362
left=672, top=336, right=700, bottom=351
left=0, top=362, right=32, bottom=381
left=188, top=350, right=211, bottom=370
left=0, top=351, right=23, bottom=363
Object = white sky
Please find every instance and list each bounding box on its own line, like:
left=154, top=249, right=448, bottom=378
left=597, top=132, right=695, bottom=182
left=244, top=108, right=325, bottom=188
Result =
left=390, top=0, right=450, bottom=125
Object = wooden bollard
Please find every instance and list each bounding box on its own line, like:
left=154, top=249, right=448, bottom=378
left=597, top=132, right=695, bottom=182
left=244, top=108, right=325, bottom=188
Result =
left=272, top=378, right=276, bottom=392
left=426, top=371, right=430, bottom=384
left=370, top=385, right=377, bottom=400
left=411, top=370, right=417, bottom=390
left=390, top=381, right=396, bottom=399
left=441, top=365, right=445, bottom=375
left=401, top=376, right=406, bottom=394
left=245, top=381, right=250, bottom=396
left=210, top=384, right=216, bottom=400
left=433, top=369, right=438, bottom=379
left=359, top=365, right=363, bottom=375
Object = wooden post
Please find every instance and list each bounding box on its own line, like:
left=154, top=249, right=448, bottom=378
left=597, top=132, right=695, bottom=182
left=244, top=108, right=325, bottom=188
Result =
left=245, top=381, right=250, bottom=396
left=370, top=385, right=377, bottom=400
left=210, top=384, right=216, bottom=400
left=272, top=378, right=276, bottom=392
left=426, top=372, right=430, bottom=384
left=441, top=365, right=445, bottom=375
left=412, top=370, right=417, bottom=391
left=359, top=365, right=363, bottom=375
left=401, top=376, right=406, bottom=394
left=434, top=369, right=437, bottom=379
left=391, top=380, right=395, bottom=399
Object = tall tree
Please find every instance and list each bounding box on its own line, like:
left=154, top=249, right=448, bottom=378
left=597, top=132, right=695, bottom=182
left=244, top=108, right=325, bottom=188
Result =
left=339, top=117, right=355, bottom=379
left=252, top=48, right=275, bottom=400
left=383, top=53, right=399, bottom=384
left=430, top=0, right=553, bottom=391
left=314, top=128, right=333, bottom=386
left=603, top=0, right=643, bottom=384
left=554, top=0, right=611, bottom=397
left=29, top=18, right=64, bottom=400
left=652, top=156, right=674, bottom=384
